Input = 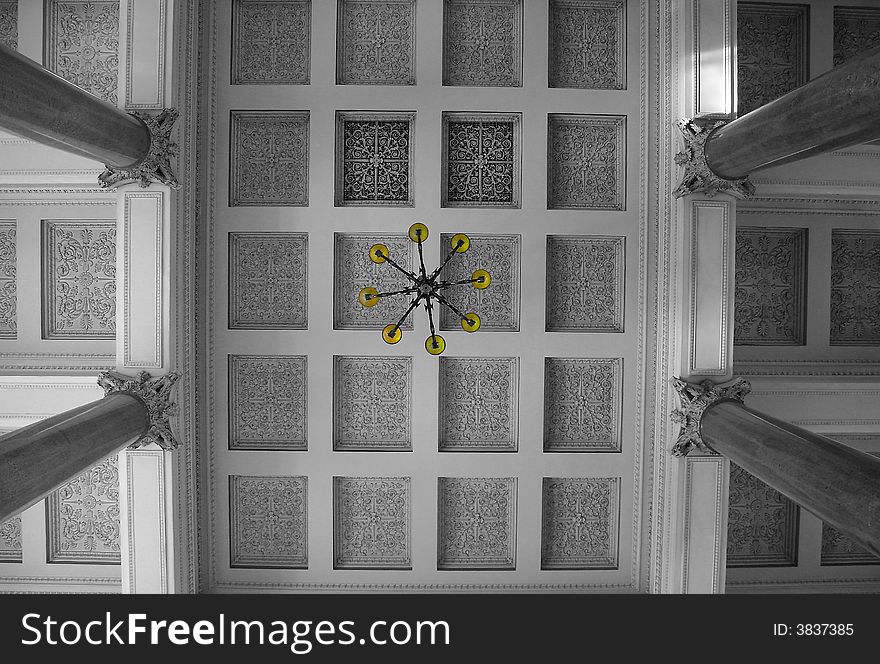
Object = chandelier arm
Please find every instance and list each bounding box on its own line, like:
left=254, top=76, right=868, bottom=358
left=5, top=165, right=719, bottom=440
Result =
left=391, top=293, right=423, bottom=334
left=434, top=292, right=472, bottom=323
left=416, top=237, right=428, bottom=280
left=429, top=243, right=461, bottom=281
left=381, top=254, right=419, bottom=282
left=375, top=286, right=420, bottom=298
left=425, top=296, right=438, bottom=339
left=435, top=277, right=483, bottom=289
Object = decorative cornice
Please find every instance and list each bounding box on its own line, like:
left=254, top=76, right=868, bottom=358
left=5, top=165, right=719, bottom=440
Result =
left=97, top=370, right=181, bottom=450
left=673, top=117, right=754, bottom=199
left=99, top=109, right=180, bottom=189
left=670, top=377, right=751, bottom=456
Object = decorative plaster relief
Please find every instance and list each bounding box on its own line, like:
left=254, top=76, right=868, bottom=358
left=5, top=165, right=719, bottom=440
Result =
left=46, top=1, right=120, bottom=104
left=335, top=111, right=415, bottom=206
left=727, top=463, right=798, bottom=567
left=42, top=220, right=116, bottom=339
left=834, top=6, right=880, bottom=66
left=438, top=357, right=518, bottom=451
left=821, top=523, right=880, bottom=566
left=229, top=110, right=309, bottom=206
left=337, top=0, right=416, bottom=85
left=228, top=232, right=308, bottom=329
left=736, top=2, right=808, bottom=116
left=437, top=477, right=516, bottom=570
left=548, top=0, right=625, bottom=89
left=231, top=0, right=311, bottom=84
left=541, top=477, right=619, bottom=569
left=229, top=475, right=308, bottom=568
left=46, top=457, right=120, bottom=564
left=548, top=114, right=625, bottom=210
left=333, top=233, right=414, bottom=330
left=546, top=235, right=624, bottom=332
left=543, top=357, right=622, bottom=451
left=0, top=516, right=22, bottom=563
left=442, top=0, right=521, bottom=87
left=0, top=1, right=17, bottom=50
left=441, top=112, right=522, bottom=208
left=333, top=355, right=411, bottom=450
left=734, top=227, right=806, bottom=345
left=0, top=221, right=14, bottom=338
left=228, top=354, right=307, bottom=450
left=333, top=476, right=411, bottom=569
left=830, top=230, right=880, bottom=345
left=438, top=233, right=520, bottom=331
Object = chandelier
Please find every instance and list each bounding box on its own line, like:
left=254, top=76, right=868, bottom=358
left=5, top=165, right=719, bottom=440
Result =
left=358, top=223, right=491, bottom=355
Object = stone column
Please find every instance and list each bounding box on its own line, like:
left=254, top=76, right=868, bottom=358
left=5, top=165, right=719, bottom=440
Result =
left=675, top=45, right=880, bottom=197
left=0, top=371, right=179, bottom=524
left=671, top=378, right=880, bottom=557
left=0, top=43, right=178, bottom=188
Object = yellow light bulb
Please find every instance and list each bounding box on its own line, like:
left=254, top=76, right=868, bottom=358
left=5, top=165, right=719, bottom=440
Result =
left=425, top=334, right=446, bottom=355
left=369, top=243, right=389, bottom=264
left=461, top=313, right=481, bottom=333
left=382, top=324, right=402, bottom=344
left=451, top=233, right=470, bottom=253
left=408, top=222, right=429, bottom=243
left=358, top=287, right=380, bottom=308
left=472, top=269, right=491, bottom=289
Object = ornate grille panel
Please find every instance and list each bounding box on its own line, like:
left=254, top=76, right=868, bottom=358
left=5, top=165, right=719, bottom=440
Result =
left=441, top=112, right=522, bottom=208
left=737, top=2, right=808, bottom=116
left=231, top=0, right=312, bottom=85
left=46, top=0, right=120, bottom=103
left=727, top=463, right=799, bottom=567
left=548, top=0, right=626, bottom=90
left=337, top=0, right=416, bottom=85
left=734, top=227, right=807, bottom=345
left=229, top=475, right=308, bottom=568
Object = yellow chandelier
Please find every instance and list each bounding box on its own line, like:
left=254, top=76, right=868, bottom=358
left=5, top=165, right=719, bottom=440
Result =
left=358, top=223, right=491, bottom=355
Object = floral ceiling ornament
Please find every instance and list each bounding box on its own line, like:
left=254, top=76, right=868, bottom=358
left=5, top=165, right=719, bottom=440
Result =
left=673, top=117, right=755, bottom=199
left=669, top=377, right=751, bottom=457
left=97, top=370, right=181, bottom=450
left=359, top=223, right=490, bottom=355
left=98, top=108, right=180, bottom=189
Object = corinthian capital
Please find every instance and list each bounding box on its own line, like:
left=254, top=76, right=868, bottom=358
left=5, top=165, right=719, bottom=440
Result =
left=99, top=108, right=180, bottom=189
left=673, top=117, right=754, bottom=199
left=98, top=370, right=181, bottom=450
left=670, top=377, right=750, bottom=457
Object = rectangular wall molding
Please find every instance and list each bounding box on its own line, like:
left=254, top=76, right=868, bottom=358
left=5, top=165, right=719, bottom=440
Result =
left=686, top=199, right=732, bottom=377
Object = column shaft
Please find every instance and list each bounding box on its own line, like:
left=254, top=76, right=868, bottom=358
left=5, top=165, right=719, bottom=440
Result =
left=701, top=400, right=880, bottom=557
left=0, top=43, right=151, bottom=167
left=0, top=393, right=150, bottom=523
left=705, top=46, right=880, bottom=180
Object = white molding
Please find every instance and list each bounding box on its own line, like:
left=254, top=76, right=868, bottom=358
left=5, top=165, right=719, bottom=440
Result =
left=686, top=199, right=732, bottom=377
left=119, top=189, right=166, bottom=369
left=211, top=582, right=636, bottom=593
left=692, top=0, right=735, bottom=116
left=124, top=0, right=170, bottom=109
left=120, top=448, right=171, bottom=594
left=681, top=454, right=728, bottom=594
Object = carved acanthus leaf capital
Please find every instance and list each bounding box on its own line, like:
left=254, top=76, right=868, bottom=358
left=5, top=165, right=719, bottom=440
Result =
left=99, top=108, right=181, bottom=190
left=97, top=370, right=181, bottom=450
left=670, top=377, right=751, bottom=457
left=673, top=117, right=755, bottom=199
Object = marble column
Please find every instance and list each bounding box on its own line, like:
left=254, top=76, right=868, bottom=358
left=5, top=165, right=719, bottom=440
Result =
left=0, top=43, right=178, bottom=188
left=0, top=43, right=151, bottom=167
left=672, top=378, right=880, bottom=558
left=0, top=371, right=179, bottom=524
left=707, top=45, right=880, bottom=179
